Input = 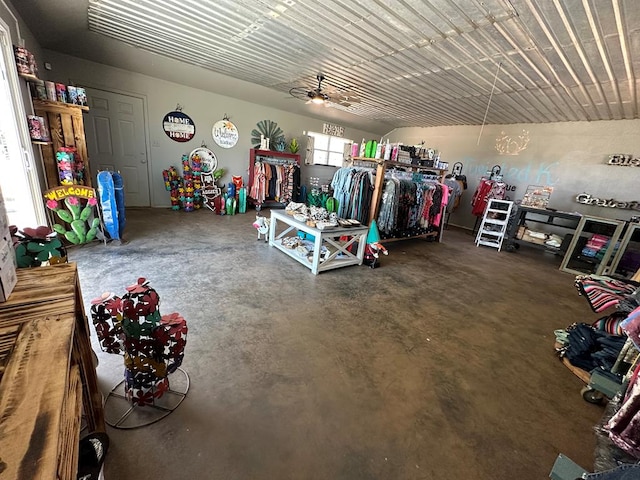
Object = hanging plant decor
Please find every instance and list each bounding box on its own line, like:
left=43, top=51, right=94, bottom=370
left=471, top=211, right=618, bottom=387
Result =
left=251, top=120, right=285, bottom=149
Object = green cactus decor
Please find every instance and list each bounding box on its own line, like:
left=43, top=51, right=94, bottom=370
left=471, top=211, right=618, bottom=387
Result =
left=45, top=191, right=101, bottom=245
left=289, top=138, right=299, bottom=154
left=13, top=226, right=67, bottom=268
left=213, top=168, right=225, bottom=181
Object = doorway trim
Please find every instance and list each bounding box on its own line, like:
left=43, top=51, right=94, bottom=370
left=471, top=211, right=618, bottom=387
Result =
left=0, top=15, right=47, bottom=225
left=76, top=83, right=153, bottom=207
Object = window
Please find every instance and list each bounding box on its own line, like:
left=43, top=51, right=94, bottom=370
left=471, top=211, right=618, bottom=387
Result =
left=0, top=23, right=45, bottom=229
left=307, top=131, right=352, bottom=167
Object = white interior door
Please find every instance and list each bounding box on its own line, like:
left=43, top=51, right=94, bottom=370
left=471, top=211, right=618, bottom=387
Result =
left=85, top=89, right=150, bottom=206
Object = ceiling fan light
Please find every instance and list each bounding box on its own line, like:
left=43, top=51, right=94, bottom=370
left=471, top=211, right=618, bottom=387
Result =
left=311, top=95, right=325, bottom=104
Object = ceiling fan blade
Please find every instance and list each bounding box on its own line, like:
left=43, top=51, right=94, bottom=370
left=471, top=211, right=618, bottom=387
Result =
left=289, top=86, right=313, bottom=101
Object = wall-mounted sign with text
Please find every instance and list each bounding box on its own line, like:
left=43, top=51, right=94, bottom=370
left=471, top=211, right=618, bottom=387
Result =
left=163, top=111, right=196, bottom=142
left=322, top=122, right=344, bottom=137
left=608, top=154, right=640, bottom=166
left=212, top=119, right=239, bottom=148
left=576, top=193, right=640, bottom=211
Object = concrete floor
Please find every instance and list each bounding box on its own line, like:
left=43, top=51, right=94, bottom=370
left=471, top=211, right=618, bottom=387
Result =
left=69, top=208, right=604, bottom=480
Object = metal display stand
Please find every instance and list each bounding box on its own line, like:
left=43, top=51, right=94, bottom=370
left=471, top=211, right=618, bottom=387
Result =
left=104, top=368, right=190, bottom=429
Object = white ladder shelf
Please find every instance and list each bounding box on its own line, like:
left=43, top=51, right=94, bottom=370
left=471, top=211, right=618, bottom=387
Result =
left=475, top=199, right=514, bottom=252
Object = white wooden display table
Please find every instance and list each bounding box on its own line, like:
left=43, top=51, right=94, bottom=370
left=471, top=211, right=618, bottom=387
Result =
left=268, top=210, right=368, bottom=275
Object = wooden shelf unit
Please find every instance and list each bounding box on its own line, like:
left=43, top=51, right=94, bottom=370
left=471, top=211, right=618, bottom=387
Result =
left=32, top=99, right=92, bottom=189
left=248, top=148, right=301, bottom=208
left=18, top=72, right=43, bottom=84
left=0, top=263, right=105, bottom=480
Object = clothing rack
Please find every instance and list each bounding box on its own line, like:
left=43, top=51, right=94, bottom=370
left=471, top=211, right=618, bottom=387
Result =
left=471, top=175, right=507, bottom=223
left=248, top=148, right=301, bottom=209
left=376, top=176, right=445, bottom=241
left=256, top=156, right=298, bottom=166
left=342, top=156, right=449, bottom=242
left=384, top=168, right=441, bottom=183
left=331, top=166, right=375, bottom=224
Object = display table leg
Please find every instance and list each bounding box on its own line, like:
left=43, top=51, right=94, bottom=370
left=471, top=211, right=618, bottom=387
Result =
left=268, top=215, right=276, bottom=245
left=356, top=232, right=367, bottom=264
left=311, top=232, right=323, bottom=275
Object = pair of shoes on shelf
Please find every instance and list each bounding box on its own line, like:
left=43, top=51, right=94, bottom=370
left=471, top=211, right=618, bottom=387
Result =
left=338, top=218, right=361, bottom=227
left=316, top=221, right=338, bottom=230
left=281, top=237, right=300, bottom=249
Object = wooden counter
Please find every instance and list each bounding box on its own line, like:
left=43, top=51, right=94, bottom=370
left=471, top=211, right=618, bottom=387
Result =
left=0, top=263, right=105, bottom=479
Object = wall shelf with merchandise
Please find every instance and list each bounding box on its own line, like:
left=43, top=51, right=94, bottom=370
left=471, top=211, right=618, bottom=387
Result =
left=31, top=99, right=92, bottom=189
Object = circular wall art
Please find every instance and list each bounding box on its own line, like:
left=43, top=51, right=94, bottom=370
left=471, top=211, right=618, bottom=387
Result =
left=212, top=119, right=239, bottom=149
left=189, top=146, right=218, bottom=174
left=162, top=110, right=196, bottom=142
left=251, top=119, right=284, bottom=149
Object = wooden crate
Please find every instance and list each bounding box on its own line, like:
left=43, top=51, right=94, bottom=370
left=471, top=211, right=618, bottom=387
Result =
left=33, top=99, right=92, bottom=190
left=0, top=263, right=105, bottom=480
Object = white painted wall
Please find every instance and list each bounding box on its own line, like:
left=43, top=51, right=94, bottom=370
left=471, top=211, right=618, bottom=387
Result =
left=391, top=121, right=640, bottom=229
left=41, top=50, right=380, bottom=208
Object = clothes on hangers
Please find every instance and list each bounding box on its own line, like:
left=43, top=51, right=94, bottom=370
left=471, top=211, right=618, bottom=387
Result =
left=471, top=178, right=506, bottom=216
left=330, top=167, right=374, bottom=224
left=249, top=162, right=267, bottom=204
left=430, top=182, right=448, bottom=227
left=377, top=176, right=447, bottom=238
left=249, top=161, right=299, bottom=204
left=443, top=175, right=463, bottom=212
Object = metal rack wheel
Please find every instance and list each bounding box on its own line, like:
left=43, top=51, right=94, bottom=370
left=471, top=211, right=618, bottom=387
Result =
left=580, top=386, right=604, bottom=404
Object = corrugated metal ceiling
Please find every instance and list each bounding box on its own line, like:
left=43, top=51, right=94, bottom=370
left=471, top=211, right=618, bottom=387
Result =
left=85, top=0, right=639, bottom=127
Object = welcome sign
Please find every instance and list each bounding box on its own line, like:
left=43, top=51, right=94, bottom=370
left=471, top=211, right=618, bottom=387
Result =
left=44, top=185, right=96, bottom=200
left=212, top=119, right=239, bottom=148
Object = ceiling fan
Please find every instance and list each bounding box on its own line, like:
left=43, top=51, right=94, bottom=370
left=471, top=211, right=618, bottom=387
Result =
left=288, top=74, right=361, bottom=107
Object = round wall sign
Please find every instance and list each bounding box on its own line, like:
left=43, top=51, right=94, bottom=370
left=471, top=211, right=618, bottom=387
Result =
left=189, top=147, right=218, bottom=173
left=212, top=119, right=239, bottom=149
left=162, top=111, right=196, bottom=142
